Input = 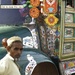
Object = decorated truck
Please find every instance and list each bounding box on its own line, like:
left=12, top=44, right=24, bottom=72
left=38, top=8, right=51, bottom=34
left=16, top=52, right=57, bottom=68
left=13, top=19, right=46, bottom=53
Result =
left=0, top=0, right=75, bottom=75
left=0, top=25, right=59, bottom=75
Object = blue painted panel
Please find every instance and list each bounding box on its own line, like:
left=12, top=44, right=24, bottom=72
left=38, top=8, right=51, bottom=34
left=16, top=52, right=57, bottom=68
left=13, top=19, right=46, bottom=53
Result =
left=0, top=9, right=25, bottom=25
left=0, top=0, right=25, bottom=25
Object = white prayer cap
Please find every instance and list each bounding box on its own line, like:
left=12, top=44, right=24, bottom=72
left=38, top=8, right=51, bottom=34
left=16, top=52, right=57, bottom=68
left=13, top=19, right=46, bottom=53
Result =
left=7, top=36, right=22, bottom=46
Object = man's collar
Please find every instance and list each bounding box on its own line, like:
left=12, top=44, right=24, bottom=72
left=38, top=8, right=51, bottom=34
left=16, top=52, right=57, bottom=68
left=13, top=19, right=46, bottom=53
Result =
left=6, top=52, right=14, bottom=61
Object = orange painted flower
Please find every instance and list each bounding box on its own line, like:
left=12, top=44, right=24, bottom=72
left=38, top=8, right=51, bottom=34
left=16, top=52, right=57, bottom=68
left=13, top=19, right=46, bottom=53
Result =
left=29, top=7, right=40, bottom=18
left=30, top=0, right=40, bottom=7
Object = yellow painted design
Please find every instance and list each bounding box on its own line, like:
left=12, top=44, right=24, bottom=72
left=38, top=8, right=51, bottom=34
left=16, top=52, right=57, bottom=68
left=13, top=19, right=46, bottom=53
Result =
left=44, top=14, right=58, bottom=27
left=68, top=62, right=75, bottom=68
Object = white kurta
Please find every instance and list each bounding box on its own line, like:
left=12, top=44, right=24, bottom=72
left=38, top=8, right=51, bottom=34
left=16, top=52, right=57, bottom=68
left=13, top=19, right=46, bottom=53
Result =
left=0, top=53, right=21, bottom=75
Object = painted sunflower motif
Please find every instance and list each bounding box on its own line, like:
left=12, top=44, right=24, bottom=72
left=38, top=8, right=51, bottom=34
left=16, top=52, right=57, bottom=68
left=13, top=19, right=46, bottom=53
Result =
left=44, top=14, right=58, bottom=27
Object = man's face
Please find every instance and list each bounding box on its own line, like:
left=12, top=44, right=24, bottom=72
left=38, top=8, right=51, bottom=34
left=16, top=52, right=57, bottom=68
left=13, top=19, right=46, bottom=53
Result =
left=9, top=41, right=23, bottom=59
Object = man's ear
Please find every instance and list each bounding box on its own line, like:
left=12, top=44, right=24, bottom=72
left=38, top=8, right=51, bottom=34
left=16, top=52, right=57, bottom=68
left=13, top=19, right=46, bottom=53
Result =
left=6, top=46, right=11, bottom=52
left=2, top=38, right=7, bottom=48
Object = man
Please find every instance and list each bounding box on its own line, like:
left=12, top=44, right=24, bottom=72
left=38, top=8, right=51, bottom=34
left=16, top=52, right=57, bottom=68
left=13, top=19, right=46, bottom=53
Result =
left=0, top=36, right=23, bottom=75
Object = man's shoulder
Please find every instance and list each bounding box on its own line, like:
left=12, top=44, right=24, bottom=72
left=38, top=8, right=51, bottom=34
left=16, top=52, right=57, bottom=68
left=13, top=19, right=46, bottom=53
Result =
left=0, top=54, right=11, bottom=62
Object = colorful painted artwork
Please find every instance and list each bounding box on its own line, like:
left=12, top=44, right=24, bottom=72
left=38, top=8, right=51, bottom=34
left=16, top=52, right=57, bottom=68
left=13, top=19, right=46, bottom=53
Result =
left=65, top=13, right=73, bottom=23
left=43, top=0, right=58, bottom=14
left=31, top=29, right=39, bottom=49
left=40, top=26, right=47, bottom=50
left=45, top=26, right=60, bottom=56
left=61, top=61, right=75, bottom=75
left=65, top=28, right=73, bottom=38
left=44, top=14, right=58, bottom=27
left=23, top=36, right=34, bottom=48
left=30, top=0, right=40, bottom=7
left=29, top=7, right=40, bottom=18
left=25, top=54, right=37, bottom=75
left=63, top=43, right=73, bottom=54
